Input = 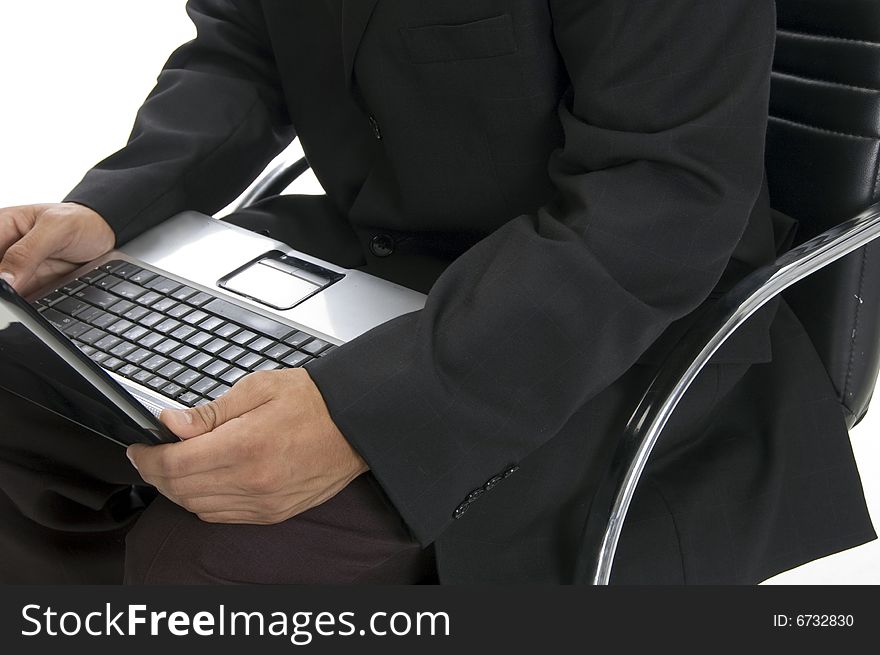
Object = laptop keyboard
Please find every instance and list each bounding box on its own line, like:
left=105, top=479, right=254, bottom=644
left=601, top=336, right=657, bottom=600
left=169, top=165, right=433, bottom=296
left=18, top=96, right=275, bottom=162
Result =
left=34, top=260, right=337, bottom=407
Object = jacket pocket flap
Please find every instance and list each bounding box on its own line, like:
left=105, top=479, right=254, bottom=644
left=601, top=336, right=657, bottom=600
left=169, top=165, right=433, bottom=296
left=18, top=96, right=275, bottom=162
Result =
left=401, top=14, right=517, bottom=64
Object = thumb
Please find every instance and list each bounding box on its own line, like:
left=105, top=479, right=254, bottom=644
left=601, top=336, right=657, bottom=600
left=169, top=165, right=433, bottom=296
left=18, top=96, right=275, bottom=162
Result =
left=159, top=374, right=270, bottom=439
left=0, top=221, right=59, bottom=292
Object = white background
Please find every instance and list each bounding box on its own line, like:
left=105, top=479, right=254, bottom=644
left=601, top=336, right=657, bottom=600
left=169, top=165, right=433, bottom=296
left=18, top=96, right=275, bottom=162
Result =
left=0, top=1, right=877, bottom=583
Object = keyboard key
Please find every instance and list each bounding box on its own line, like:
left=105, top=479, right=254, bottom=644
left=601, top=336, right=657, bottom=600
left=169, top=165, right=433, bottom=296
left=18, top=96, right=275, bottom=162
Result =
left=286, top=331, right=314, bottom=348
left=94, top=275, right=123, bottom=291
left=55, top=297, right=90, bottom=317
left=110, top=281, right=147, bottom=301
left=170, top=345, right=198, bottom=362
left=202, top=298, right=296, bottom=340
left=108, top=299, right=136, bottom=315
left=74, top=287, right=117, bottom=310
left=62, top=321, right=91, bottom=339
left=232, top=330, right=258, bottom=346
left=79, top=269, right=106, bottom=284
left=94, top=334, right=122, bottom=352
left=188, top=292, right=213, bottom=307
left=123, top=306, right=150, bottom=322
left=126, top=348, right=153, bottom=366
left=155, top=318, right=182, bottom=335
left=92, top=312, right=118, bottom=329
left=76, top=306, right=104, bottom=323
left=158, top=362, right=186, bottom=379
left=186, top=331, right=213, bottom=348
left=219, top=345, right=246, bottom=362
left=122, top=325, right=150, bottom=342
left=108, top=319, right=135, bottom=335
left=236, top=352, right=264, bottom=370
left=42, top=308, right=76, bottom=331
left=142, top=355, right=169, bottom=372
left=108, top=262, right=143, bottom=279
left=207, top=384, right=231, bottom=400
left=146, top=377, right=171, bottom=391
left=265, top=343, right=293, bottom=360
left=221, top=367, right=247, bottom=385
left=215, top=323, right=241, bottom=339
left=153, top=298, right=177, bottom=313
left=185, top=352, right=213, bottom=370
left=301, top=338, right=331, bottom=356
left=203, top=360, right=231, bottom=378
left=154, top=339, right=183, bottom=355
left=102, top=357, right=125, bottom=371
left=129, top=269, right=157, bottom=286
left=168, top=304, right=193, bottom=319
left=140, top=312, right=164, bottom=328
left=98, top=260, right=126, bottom=274
left=318, top=345, right=337, bottom=357
left=203, top=338, right=228, bottom=355
left=110, top=342, right=137, bottom=359
left=89, top=351, right=110, bottom=365
left=198, top=316, right=224, bottom=332
left=146, top=276, right=182, bottom=295
left=171, top=325, right=197, bottom=340
left=133, top=370, right=155, bottom=385
left=282, top=351, right=312, bottom=368
left=117, top=364, right=139, bottom=378
left=174, top=369, right=202, bottom=387
left=192, top=377, right=219, bottom=395
left=171, top=286, right=198, bottom=301
left=136, top=291, right=163, bottom=306
left=137, top=332, right=164, bottom=349
left=40, top=291, right=67, bottom=307
left=249, top=336, right=275, bottom=353
left=79, top=328, right=108, bottom=346
left=254, top=360, right=283, bottom=371
left=182, top=310, right=209, bottom=325
left=178, top=392, right=202, bottom=407
left=76, top=343, right=96, bottom=356
left=59, top=281, right=87, bottom=295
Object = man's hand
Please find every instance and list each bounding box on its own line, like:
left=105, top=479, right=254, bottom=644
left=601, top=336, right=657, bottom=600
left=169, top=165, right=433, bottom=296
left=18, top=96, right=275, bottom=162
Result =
left=127, top=368, right=369, bottom=524
left=0, top=203, right=115, bottom=296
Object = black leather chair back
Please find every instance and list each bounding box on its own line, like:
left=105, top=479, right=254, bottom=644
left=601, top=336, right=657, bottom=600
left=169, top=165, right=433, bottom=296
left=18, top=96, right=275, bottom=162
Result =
left=768, top=0, right=880, bottom=427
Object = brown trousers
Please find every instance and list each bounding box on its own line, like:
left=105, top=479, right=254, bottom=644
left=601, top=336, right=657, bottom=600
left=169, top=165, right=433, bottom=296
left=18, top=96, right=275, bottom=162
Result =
left=0, top=388, right=436, bottom=584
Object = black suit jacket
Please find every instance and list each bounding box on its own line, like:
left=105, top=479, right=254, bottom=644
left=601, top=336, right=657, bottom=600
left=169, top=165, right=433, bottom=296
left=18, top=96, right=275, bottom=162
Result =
left=66, top=0, right=875, bottom=583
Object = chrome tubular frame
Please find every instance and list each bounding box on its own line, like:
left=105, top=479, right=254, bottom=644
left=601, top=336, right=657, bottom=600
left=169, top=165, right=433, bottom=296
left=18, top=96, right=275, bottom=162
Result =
left=227, top=153, right=311, bottom=213
left=584, top=201, right=880, bottom=585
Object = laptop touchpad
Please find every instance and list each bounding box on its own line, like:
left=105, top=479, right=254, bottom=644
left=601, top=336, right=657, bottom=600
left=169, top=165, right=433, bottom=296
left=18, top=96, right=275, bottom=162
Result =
left=219, top=251, right=343, bottom=311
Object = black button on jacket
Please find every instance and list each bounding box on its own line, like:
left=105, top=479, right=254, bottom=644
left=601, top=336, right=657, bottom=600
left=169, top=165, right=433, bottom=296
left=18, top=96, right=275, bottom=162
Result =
left=65, top=0, right=876, bottom=583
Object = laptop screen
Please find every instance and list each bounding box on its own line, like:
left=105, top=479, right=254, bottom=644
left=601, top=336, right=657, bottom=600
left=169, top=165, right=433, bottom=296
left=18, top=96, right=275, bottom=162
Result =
left=0, top=280, right=176, bottom=446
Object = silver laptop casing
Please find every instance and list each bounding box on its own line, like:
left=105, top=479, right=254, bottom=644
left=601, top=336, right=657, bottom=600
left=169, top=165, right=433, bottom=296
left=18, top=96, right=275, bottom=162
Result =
left=35, top=212, right=426, bottom=416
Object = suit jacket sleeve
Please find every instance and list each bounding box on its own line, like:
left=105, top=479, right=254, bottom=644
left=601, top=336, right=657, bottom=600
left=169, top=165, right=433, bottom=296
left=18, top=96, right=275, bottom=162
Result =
left=64, top=0, right=295, bottom=245
left=305, top=0, right=776, bottom=545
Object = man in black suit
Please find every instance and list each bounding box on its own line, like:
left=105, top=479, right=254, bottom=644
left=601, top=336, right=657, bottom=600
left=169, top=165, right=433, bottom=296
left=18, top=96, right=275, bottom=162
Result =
left=0, top=0, right=875, bottom=584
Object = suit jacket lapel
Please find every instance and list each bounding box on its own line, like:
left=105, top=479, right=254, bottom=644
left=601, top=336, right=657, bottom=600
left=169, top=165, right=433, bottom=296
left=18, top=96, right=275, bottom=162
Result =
left=342, top=0, right=380, bottom=85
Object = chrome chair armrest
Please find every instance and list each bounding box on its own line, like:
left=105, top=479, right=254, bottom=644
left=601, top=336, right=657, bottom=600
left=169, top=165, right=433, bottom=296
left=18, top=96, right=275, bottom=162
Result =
left=580, top=201, right=880, bottom=585
left=226, top=154, right=311, bottom=214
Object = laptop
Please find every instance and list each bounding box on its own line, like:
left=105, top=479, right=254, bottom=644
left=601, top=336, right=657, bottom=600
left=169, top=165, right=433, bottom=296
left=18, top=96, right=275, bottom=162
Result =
left=0, top=211, right=426, bottom=445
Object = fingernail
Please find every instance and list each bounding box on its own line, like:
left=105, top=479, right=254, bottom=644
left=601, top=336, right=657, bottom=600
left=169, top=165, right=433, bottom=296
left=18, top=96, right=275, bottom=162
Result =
left=126, top=448, right=138, bottom=471
left=180, top=410, right=193, bottom=425
left=0, top=272, right=14, bottom=287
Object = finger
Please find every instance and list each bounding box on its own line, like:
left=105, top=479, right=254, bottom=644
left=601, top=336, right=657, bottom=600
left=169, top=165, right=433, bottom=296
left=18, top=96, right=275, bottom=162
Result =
left=173, top=494, right=271, bottom=515
left=148, top=470, right=255, bottom=500
left=161, top=372, right=276, bottom=439
left=0, top=219, right=61, bottom=292
left=127, top=424, right=242, bottom=479
left=195, top=511, right=284, bottom=525
left=0, top=210, right=25, bottom=260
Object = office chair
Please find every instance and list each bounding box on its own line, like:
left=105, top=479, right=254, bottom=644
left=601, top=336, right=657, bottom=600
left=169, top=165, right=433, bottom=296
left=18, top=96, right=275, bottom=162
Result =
left=223, top=0, right=880, bottom=585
